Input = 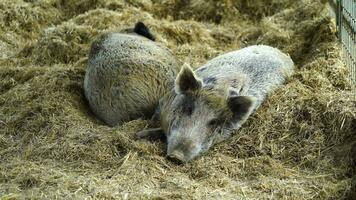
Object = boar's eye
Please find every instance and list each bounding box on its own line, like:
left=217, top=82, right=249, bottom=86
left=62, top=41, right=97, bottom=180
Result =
left=168, top=118, right=179, bottom=136
left=183, top=103, right=194, bottom=115
left=180, top=95, right=195, bottom=115
left=208, top=118, right=224, bottom=127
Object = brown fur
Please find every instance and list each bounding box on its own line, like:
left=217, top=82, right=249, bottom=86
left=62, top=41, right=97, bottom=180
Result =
left=84, top=23, right=181, bottom=126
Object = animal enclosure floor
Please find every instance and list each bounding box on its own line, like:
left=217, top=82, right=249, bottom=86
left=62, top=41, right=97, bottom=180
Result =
left=0, top=0, right=355, bottom=199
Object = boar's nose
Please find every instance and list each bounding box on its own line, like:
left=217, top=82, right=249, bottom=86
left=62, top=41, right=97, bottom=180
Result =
left=166, top=151, right=185, bottom=164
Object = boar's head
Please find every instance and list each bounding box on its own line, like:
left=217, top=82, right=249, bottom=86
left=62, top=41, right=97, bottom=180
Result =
left=157, top=64, right=256, bottom=163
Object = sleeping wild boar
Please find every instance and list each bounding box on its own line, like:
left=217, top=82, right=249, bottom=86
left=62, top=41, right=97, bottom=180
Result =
left=84, top=22, right=181, bottom=126
left=137, top=45, right=294, bottom=163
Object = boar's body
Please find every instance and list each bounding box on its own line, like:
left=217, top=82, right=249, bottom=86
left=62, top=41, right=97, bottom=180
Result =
left=84, top=25, right=180, bottom=126
left=196, top=45, right=294, bottom=111
left=137, top=45, right=294, bottom=163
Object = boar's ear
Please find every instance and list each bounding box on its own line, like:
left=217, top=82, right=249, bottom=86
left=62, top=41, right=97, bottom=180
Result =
left=226, top=88, right=256, bottom=123
left=134, top=22, right=156, bottom=41
left=175, top=63, right=203, bottom=94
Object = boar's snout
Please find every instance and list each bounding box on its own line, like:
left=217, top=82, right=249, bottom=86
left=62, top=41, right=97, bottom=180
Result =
left=166, top=151, right=185, bottom=164
left=166, top=137, right=203, bottom=163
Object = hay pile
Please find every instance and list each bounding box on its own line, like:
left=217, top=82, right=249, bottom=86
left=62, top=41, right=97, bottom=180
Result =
left=0, top=0, right=355, bottom=199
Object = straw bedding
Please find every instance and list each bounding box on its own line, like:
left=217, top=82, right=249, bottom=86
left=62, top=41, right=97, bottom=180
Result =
left=0, top=0, right=355, bottom=199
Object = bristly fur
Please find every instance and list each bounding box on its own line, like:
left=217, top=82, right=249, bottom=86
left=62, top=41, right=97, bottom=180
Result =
left=84, top=23, right=180, bottom=126
left=157, top=45, right=294, bottom=163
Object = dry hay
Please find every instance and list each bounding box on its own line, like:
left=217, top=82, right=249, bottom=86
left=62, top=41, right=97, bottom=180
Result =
left=0, top=0, right=355, bottom=199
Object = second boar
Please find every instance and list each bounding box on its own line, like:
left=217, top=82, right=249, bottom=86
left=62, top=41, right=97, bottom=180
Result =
left=137, top=45, right=294, bottom=163
left=84, top=22, right=181, bottom=126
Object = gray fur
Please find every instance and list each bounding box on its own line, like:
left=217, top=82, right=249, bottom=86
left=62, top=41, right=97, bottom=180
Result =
left=196, top=45, right=294, bottom=109
left=143, top=45, right=294, bottom=163
left=84, top=28, right=181, bottom=126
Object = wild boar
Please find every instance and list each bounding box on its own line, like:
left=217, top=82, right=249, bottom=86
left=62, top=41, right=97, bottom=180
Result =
left=137, top=45, right=294, bottom=163
left=84, top=22, right=181, bottom=126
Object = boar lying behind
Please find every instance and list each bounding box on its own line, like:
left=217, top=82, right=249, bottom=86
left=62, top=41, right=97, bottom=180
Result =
left=137, top=45, right=294, bottom=163
left=84, top=22, right=181, bottom=126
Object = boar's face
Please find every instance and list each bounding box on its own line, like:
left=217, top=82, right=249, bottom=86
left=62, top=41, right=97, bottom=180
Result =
left=159, top=64, right=255, bottom=163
